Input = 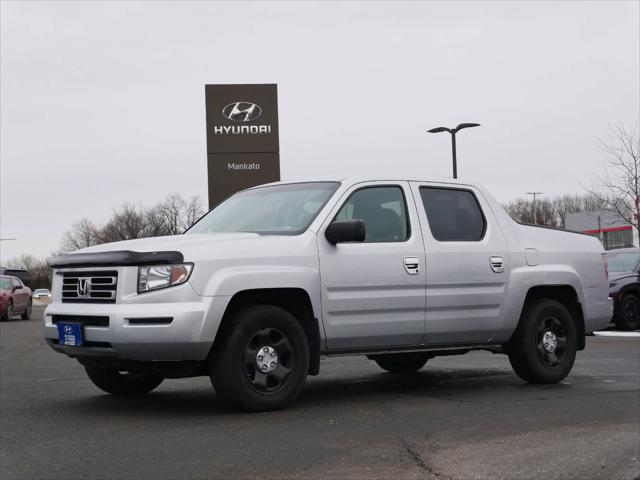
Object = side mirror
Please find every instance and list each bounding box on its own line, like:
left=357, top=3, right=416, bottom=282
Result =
left=325, top=219, right=366, bottom=244
left=13, top=285, right=23, bottom=290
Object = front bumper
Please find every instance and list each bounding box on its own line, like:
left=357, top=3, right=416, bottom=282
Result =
left=43, top=294, right=229, bottom=362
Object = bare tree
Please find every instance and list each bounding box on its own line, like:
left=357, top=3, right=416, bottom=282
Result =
left=505, top=193, right=604, bottom=227
left=505, top=197, right=558, bottom=226
left=157, top=194, right=187, bottom=235
left=59, top=194, right=206, bottom=251
left=184, top=195, right=205, bottom=230
left=553, top=195, right=589, bottom=229
left=97, top=204, right=149, bottom=243
left=61, top=218, right=99, bottom=252
left=585, top=125, right=640, bottom=234
left=6, top=254, right=52, bottom=289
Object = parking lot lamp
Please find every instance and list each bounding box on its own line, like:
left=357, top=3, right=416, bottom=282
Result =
left=427, top=123, right=481, bottom=179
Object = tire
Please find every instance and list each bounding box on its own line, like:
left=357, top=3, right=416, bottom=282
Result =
left=369, top=353, right=430, bottom=373
left=1, top=300, right=13, bottom=321
left=614, top=294, right=640, bottom=331
left=507, top=299, right=577, bottom=384
left=85, top=366, right=163, bottom=395
left=210, top=304, right=309, bottom=411
left=21, top=299, right=32, bottom=320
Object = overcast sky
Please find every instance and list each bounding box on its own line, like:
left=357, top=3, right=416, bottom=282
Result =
left=1, top=0, right=638, bottom=262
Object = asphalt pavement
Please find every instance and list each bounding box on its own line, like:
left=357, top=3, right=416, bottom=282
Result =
left=1, top=304, right=639, bottom=480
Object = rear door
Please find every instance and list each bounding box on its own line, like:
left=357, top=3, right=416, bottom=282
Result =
left=318, top=181, right=427, bottom=350
left=410, top=182, right=509, bottom=345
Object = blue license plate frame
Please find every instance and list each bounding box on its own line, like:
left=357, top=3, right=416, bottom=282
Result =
left=56, top=322, right=83, bottom=347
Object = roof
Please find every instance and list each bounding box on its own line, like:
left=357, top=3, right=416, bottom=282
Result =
left=263, top=175, right=482, bottom=188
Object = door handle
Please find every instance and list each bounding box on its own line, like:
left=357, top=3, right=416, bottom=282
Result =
left=490, top=256, right=504, bottom=273
left=404, top=257, right=420, bottom=275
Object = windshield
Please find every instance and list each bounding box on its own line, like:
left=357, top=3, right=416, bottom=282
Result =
left=607, top=251, right=640, bottom=272
left=187, top=182, right=339, bottom=235
left=0, top=278, right=11, bottom=289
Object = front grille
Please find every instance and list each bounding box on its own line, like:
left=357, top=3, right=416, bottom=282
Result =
left=62, top=271, right=118, bottom=304
left=52, top=314, right=109, bottom=327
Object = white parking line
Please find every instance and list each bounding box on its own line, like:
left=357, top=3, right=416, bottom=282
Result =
left=594, top=331, right=640, bottom=338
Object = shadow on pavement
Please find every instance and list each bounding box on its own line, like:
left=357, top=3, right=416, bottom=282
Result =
left=42, top=366, right=580, bottom=418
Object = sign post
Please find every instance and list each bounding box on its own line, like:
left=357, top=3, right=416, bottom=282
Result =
left=205, top=84, right=280, bottom=208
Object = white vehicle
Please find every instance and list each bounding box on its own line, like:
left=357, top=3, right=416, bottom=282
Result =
left=46, top=178, right=612, bottom=410
left=33, top=289, right=51, bottom=299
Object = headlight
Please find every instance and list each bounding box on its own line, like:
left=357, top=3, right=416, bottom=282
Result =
left=137, top=263, right=193, bottom=293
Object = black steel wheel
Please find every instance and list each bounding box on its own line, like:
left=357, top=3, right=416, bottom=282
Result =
left=536, top=316, right=569, bottom=368
left=508, top=298, right=577, bottom=384
left=244, top=328, right=293, bottom=393
left=210, top=305, right=309, bottom=411
left=615, top=294, right=640, bottom=331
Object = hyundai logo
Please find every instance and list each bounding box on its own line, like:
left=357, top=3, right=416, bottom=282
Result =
left=77, top=278, right=91, bottom=298
left=222, top=102, right=263, bottom=122
left=64, top=325, right=74, bottom=335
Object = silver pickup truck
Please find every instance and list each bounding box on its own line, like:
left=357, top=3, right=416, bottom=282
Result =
left=46, top=178, right=612, bottom=411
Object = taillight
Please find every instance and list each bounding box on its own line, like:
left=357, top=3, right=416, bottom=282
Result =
left=602, top=253, right=608, bottom=279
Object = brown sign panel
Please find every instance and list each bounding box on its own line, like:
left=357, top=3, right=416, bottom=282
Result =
left=205, top=84, right=280, bottom=154
left=205, top=84, right=280, bottom=207
left=207, top=153, right=280, bottom=207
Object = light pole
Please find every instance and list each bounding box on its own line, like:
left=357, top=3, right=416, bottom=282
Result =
left=427, top=123, right=481, bottom=179
left=525, top=192, right=543, bottom=224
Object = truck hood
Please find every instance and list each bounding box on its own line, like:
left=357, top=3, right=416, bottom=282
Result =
left=73, top=232, right=315, bottom=263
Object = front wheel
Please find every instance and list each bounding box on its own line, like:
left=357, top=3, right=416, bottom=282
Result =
left=369, top=353, right=430, bottom=373
left=85, top=366, right=163, bottom=395
left=507, top=299, right=577, bottom=384
left=210, top=305, right=309, bottom=411
left=615, top=294, right=640, bottom=331
left=1, top=301, right=13, bottom=321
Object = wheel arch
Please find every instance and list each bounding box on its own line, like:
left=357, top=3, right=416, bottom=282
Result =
left=518, top=285, right=586, bottom=350
left=616, top=283, right=640, bottom=301
left=212, top=288, right=321, bottom=375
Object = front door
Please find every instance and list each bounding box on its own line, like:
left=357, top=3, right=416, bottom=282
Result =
left=12, top=278, right=27, bottom=312
left=318, top=182, right=427, bottom=350
left=410, top=182, right=510, bottom=345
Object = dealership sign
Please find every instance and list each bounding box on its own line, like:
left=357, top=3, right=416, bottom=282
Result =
left=212, top=101, right=273, bottom=135
left=205, top=84, right=280, bottom=207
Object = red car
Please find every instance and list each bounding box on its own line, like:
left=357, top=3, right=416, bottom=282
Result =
left=0, top=275, right=32, bottom=321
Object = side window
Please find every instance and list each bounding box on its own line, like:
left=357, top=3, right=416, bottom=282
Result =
left=12, top=278, right=21, bottom=288
left=419, top=187, right=485, bottom=241
left=335, top=186, right=409, bottom=242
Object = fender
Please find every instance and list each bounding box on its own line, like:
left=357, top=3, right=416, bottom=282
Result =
left=195, top=264, right=323, bottom=336
left=496, top=263, right=584, bottom=340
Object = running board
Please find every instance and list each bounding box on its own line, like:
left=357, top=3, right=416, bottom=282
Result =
left=322, top=343, right=504, bottom=358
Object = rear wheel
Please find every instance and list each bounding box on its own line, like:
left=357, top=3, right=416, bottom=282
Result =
left=210, top=305, right=309, bottom=411
left=21, top=299, right=32, bottom=320
left=370, top=353, right=430, bottom=373
left=85, top=366, right=163, bottom=395
left=615, top=294, right=640, bottom=331
left=507, top=299, right=577, bottom=384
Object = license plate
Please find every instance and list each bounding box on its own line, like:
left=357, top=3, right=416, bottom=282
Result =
left=56, top=322, right=83, bottom=346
